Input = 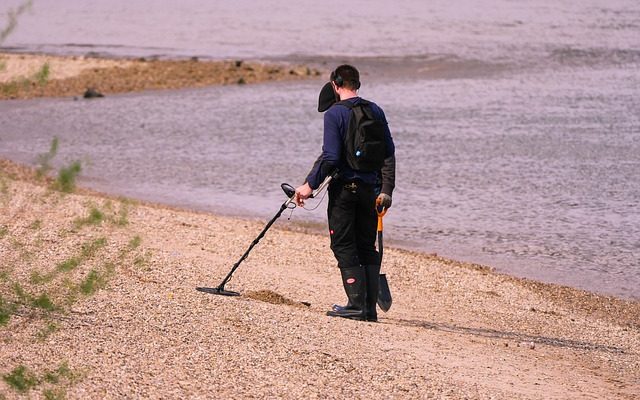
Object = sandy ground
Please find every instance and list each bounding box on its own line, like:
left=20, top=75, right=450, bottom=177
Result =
left=0, top=160, right=638, bottom=399
left=0, top=52, right=321, bottom=99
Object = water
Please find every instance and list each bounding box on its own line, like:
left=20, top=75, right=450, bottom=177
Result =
left=1, top=0, right=639, bottom=299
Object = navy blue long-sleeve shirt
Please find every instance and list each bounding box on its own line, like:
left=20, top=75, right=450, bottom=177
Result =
left=306, top=97, right=395, bottom=189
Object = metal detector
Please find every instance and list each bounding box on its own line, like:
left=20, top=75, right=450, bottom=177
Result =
left=196, top=174, right=334, bottom=296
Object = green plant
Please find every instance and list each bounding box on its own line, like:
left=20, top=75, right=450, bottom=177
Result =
left=115, top=203, right=129, bottom=226
left=80, top=263, right=114, bottom=296
left=79, top=270, right=101, bottom=295
left=0, top=1, right=33, bottom=45
left=31, top=293, right=56, bottom=311
left=33, top=62, right=50, bottom=86
left=30, top=270, right=52, bottom=284
left=43, top=362, right=73, bottom=384
left=13, top=282, right=29, bottom=303
left=43, top=388, right=66, bottom=400
left=29, top=219, right=43, bottom=230
left=74, top=206, right=104, bottom=227
left=0, top=295, right=16, bottom=326
left=54, top=161, right=81, bottom=193
left=0, top=225, right=7, bottom=239
left=56, top=257, right=80, bottom=273
left=0, top=80, right=18, bottom=97
left=37, top=137, right=59, bottom=178
left=2, top=365, right=38, bottom=393
left=37, top=322, right=58, bottom=340
left=80, top=237, right=107, bottom=258
left=129, top=235, right=142, bottom=249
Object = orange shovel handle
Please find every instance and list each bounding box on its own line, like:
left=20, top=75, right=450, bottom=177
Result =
left=376, top=198, right=387, bottom=232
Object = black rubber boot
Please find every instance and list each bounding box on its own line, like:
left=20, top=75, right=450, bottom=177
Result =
left=365, top=264, right=380, bottom=322
left=326, top=266, right=367, bottom=321
left=331, top=265, right=353, bottom=312
left=331, top=299, right=353, bottom=312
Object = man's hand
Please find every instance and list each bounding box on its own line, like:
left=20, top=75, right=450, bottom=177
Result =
left=377, top=193, right=392, bottom=209
left=295, top=182, right=313, bottom=207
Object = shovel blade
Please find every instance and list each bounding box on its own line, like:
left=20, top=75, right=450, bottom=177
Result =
left=377, top=274, right=392, bottom=312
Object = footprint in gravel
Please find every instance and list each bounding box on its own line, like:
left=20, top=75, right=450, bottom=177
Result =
left=244, top=290, right=311, bottom=309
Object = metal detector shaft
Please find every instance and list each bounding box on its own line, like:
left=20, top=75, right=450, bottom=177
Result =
left=198, top=172, right=336, bottom=296
left=216, top=172, right=333, bottom=288
left=213, top=197, right=294, bottom=292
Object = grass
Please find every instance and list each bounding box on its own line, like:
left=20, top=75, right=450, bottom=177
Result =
left=2, top=361, right=78, bottom=396
left=31, top=237, right=107, bottom=287
left=33, top=62, right=50, bottom=86
left=37, top=322, right=58, bottom=340
left=133, top=250, right=152, bottom=269
left=44, top=362, right=75, bottom=384
left=56, top=257, right=80, bottom=273
left=43, top=388, right=66, bottom=400
left=0, top=1, right=33, bottom=45
left=74, top=206, right=105, bottom=227
left=29, top=219, right=43, bottom=230
left=79, top=269, right=103, bottom=295
left=31, top=293, right=55, bottom=310
left=31, top=293, right=56, bottom=311
left=80, top=237, right=107, bottom=258
left=115, top=202, right=129, bottom=226
left=129, top=235, right=142, bottom=249
left=30, top=270, right=52, bottom=284
left=2, top=365, right=38, bottom=393
left=37, top=137, right=59, bottom=178
left=76, top=201, right=135, bottom=228
left=0, top=78, right=31, bottom=97
left=0, top=59, right=49, bottom=98
left=54, top=161, right=82, bottom=193
left=0, top=295, right=17, bottom=326
left=13, top=282, right=29, bottom=303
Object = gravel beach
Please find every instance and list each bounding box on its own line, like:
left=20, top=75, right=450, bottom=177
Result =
left=1, top=54, right=639, bottom=399
left=1, top=159, right=639, bottom=399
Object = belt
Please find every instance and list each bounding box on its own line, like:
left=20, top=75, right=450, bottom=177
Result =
left=339, top=180, right=372, bottom=192
left=343, top=182, right=358, bottom=191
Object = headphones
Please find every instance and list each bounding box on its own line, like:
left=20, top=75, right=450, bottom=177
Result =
left=331, top=67, right=360, bottom=90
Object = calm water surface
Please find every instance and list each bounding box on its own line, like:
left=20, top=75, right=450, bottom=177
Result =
left=1, top=0, right=639, bottom=298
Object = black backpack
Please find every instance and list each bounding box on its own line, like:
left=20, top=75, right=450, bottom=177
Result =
left=337, top=99, right=387, bottom=172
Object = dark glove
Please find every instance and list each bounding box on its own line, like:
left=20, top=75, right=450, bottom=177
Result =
left=377, top=193, right=392, bottom=209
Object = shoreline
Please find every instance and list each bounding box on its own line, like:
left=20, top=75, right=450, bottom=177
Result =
left=0, top=51, right=324, bottom=100
left=2, top=156, right=639, bottom=319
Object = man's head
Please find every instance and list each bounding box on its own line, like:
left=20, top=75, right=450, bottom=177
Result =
left=330, top=64, right=360, bottom=91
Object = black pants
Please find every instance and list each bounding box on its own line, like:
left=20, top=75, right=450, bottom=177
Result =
left=327, top=180, right=379, bottom=268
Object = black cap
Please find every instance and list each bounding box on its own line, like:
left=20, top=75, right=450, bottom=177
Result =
left=318, top=82, right=337, bottom=112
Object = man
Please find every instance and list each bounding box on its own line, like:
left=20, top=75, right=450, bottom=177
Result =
left=295, top=64, right=395, bottom=322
